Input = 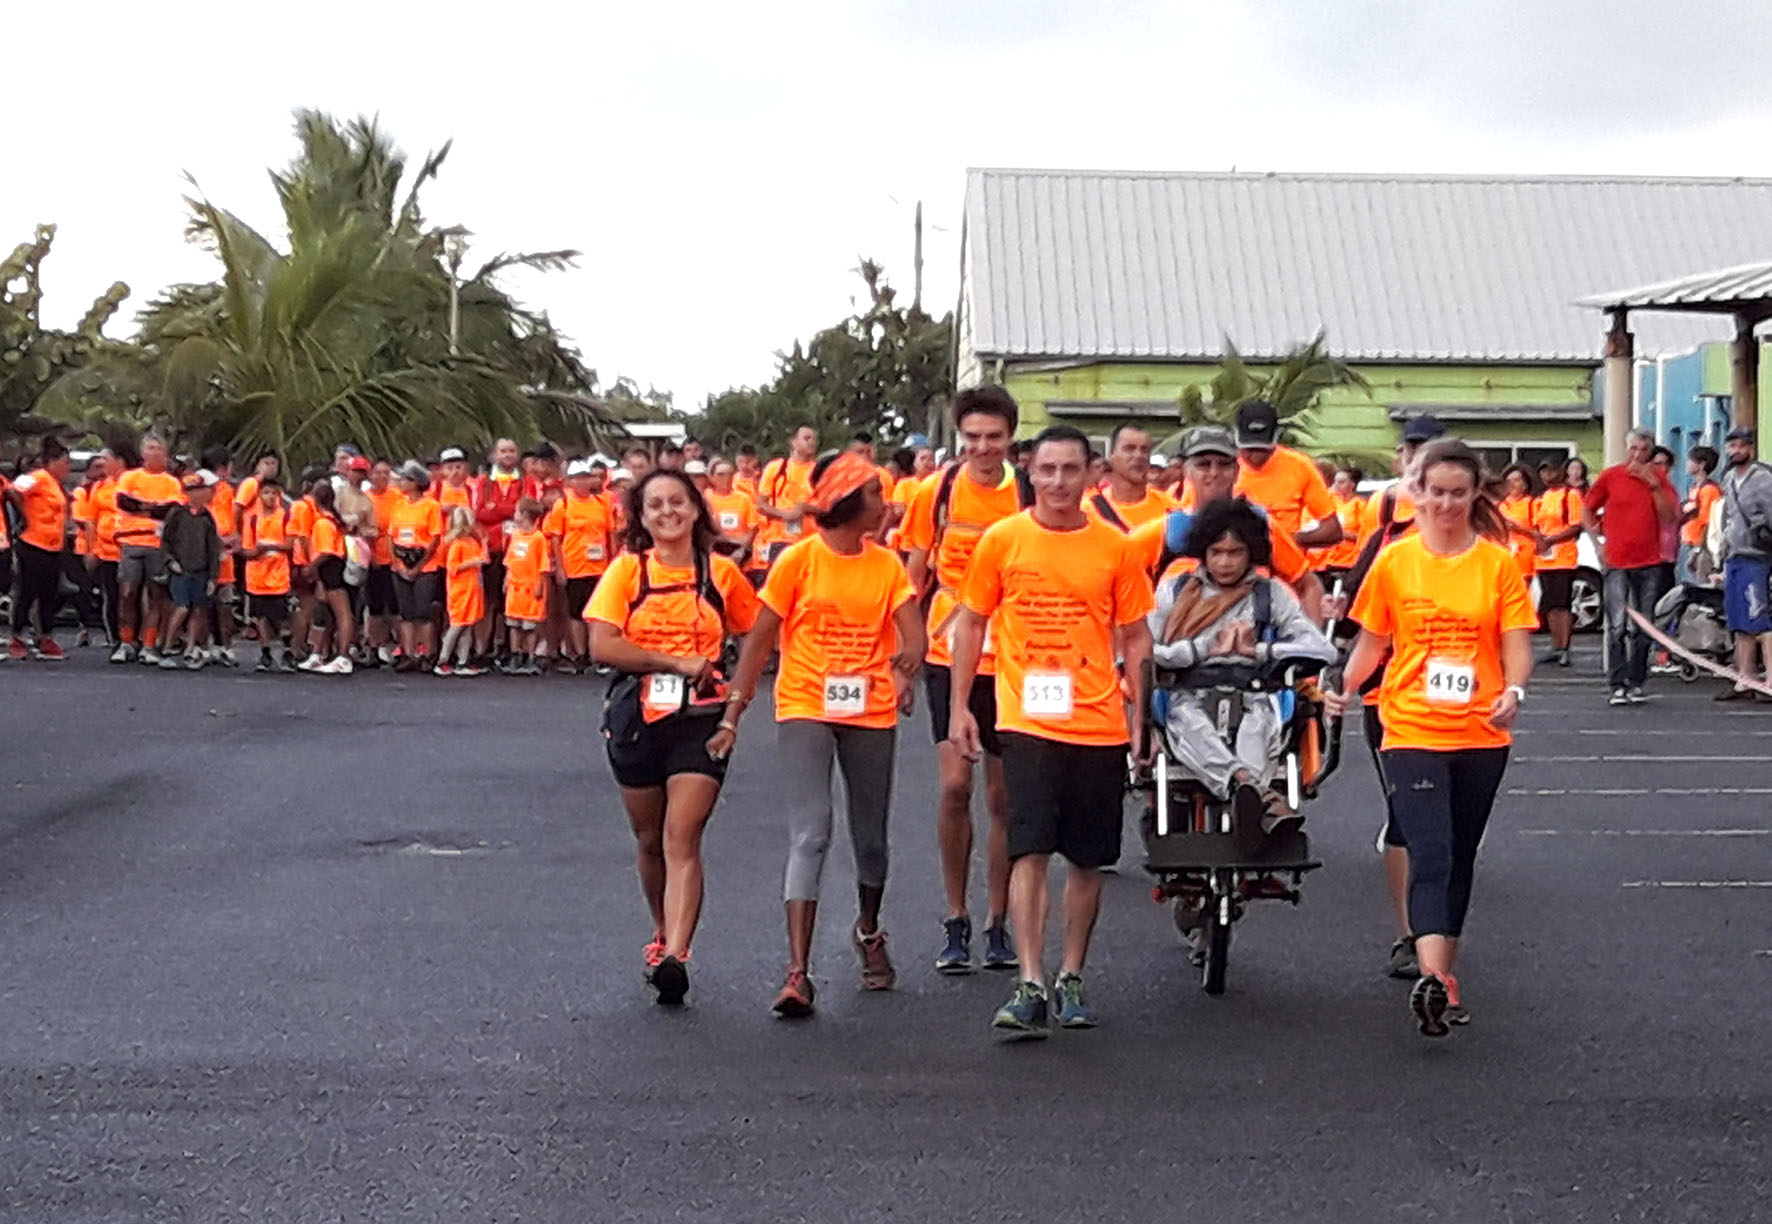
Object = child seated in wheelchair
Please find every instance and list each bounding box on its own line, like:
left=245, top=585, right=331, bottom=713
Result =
left=1146, top=498, right=1338, bottom=840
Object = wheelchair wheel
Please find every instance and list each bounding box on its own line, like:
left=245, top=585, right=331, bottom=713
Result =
left=1201, top=891, right=1231, bottom=996
left=1678, top=660, right=1700, bottom=684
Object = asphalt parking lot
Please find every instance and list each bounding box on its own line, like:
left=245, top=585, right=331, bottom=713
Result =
left=0, top=643, right=1766, bottom=1222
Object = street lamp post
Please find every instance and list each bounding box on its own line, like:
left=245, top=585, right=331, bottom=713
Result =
left=442, top=229, right=470, bottom=356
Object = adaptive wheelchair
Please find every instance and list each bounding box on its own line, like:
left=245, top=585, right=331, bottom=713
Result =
left=1132, top=655, right=1342, bottom=995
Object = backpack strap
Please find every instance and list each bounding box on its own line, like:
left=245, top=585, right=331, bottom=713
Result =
left=627, top=549, right=725, bottom=620
left=1088, top=490, right=1129, bottom=532
left=1252, top=576, right=1274, bottom=644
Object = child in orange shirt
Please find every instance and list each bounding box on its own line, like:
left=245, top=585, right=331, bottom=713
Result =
left=437, top=507, right=487, bottom=677
left=502, top=498, right=551, bottom=675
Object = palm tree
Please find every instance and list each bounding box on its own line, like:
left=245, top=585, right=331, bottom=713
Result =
left=1159, top=331, right=1371, bottom=457
left=40, top=111, right=620, bottom=464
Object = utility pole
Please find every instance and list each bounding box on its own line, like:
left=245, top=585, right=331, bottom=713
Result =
left=912, top=201, right=924, bottom=315
left=441, top=228, right=471, bottom=356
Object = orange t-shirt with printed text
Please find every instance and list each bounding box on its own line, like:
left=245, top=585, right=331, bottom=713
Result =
left=1531, top=486, right=1582, bottom=570
left=704, top=488, right=762, bottom=555
left=241, top=505, right=293, bottom=595
left=502, top=526, right=552, bottom=621
left=959, top=512, right=1155, bottom=747
left=114, top=468, right=183, bottom=546
left=388, top=497, right=447, bottom=571
left=1310, top=494, right=1368, bottom=570
left=760, top=535, right=916, bottom=729
left=13, top=470, right=67, bottom=551
left=544, top=492, right=614, bottom=579
left=445, top=536, right=487, bottom=627
left=1234, top=446, right=1339, bottom=544
left=899, top=464, right=1025, bottom=673
left=1351, top=534, right=1538, bottom=752
left=757, top=456, right=816, bottom=552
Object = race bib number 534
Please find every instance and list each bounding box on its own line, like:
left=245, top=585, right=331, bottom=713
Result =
left=823, top=675, right=868, bottom=718
left=1423, top=659, right=1476, bottom=706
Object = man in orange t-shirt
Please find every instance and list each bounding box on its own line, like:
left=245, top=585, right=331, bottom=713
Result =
left=703, top=459, right=762, bottom=578
left=949, top=423, right=1154, bottom=1036
left=546, top=459, right=615, bottom=670
left=899, top=387, right=1032, bottom=972
left=363, top=459, right=404, bottom=663
left=1084, top=423, right=1172, bottom=532
left=113, top=434, right=185, bottom=663
left=756, top=426, right=819, bottom=565
left=1232, top=399, right=1342, bottom=551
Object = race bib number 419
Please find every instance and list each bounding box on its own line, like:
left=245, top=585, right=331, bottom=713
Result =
left=1423, top=659, right=1476, bottom=706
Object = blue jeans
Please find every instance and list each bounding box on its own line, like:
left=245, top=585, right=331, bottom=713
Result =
left=1603, top=564, right=1660, bottom=688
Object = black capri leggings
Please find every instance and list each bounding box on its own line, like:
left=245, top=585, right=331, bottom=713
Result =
left=1379, top=746, right=1510, bottom=938
left=95, top=559, right=120, bottom=643
left=393, top=571, right=441, bottom=623
left=11, top=541, right=62, bottom=637
left=1362, top=701, right=1405, bottom=849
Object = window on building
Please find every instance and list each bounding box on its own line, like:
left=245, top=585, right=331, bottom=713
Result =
left=1469, top=441, right=1575, bottom=476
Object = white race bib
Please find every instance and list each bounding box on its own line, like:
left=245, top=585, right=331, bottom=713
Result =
left=719, top=512, right=739, bottom=531
left=511, top=540, right=529, bottom=559
left=644, top=673, right=685, bottom=712
left=1424, top=659, right=1476, bottom=706
left=397, top=527, right=416, bottom=544
left=585, top=543, right=604, bottom=561
left=786, top=518, right=803, bottom=538
left=1022, top=670, right=1074, bottom=719
left=823, top=675, right=868, bottom=718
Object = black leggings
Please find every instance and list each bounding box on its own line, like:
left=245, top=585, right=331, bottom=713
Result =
left=62, top=551, right=100, bottom=629
left=11, top=541, right=62, bottom=637
left=95, top=560, right=120, bottom=643
left=1363, top=702, right=1404, bottom=848
left=1380, top=747, right=1510, bottom=938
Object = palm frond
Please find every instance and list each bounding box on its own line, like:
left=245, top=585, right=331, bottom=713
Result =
left=468, top=250, right=581, bottom=282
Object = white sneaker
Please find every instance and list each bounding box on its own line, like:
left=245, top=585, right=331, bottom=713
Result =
left=139, top=646, right=163, bottom=666
left=378, top=645, right=396, bottom=665
left=109, top=643, right=131, bottom=664
left=320, top=656, right=354, bottom=675
left=297, top=654, right=326, bottom=673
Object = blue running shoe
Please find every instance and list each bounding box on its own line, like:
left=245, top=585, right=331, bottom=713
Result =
left=981, top=922, right=1017, bottom=971
left=991, top=980, right=1050, bottom=1039
left=1053, top=973, right=1096, bottom=1029
left=935, top=916, right=973, bottom=975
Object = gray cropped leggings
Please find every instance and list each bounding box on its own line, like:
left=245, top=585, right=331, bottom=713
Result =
left=778, top=719, right=896, bottom=903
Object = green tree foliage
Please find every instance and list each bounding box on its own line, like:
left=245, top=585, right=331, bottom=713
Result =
left=38, top=111, right=619, bottom=465
left=1168, top=331, right=1371, bottom=449
left=692, top=260, right=950, bottom=457
left=0, top=224, right=136, bottom=454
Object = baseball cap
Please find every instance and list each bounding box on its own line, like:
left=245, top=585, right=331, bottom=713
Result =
left=683, top=459, right=708, bottom=475
left=438, top=446, right=466, bottom=463
left=1401, top=414, right=1447, bottom=445
left=399, top=460, right=430, bottom=485
left=1149, top=452, right=1168, bottom=467
left=1182, top=425, right=1238, bottom=459
left=1727, top=426, right=1756, bottom=443
left=347, top=455, right=371, bottom=473
left=1234, top=399, right=1280, bottom=449
left=181, top=469, right=219, bottom=490
left=611, top=467, right=634, bottom=483
left=566, top=458, right=594, bottom=477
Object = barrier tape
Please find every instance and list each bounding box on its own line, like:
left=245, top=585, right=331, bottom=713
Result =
left=1626, top=607, right=1772, bottom=698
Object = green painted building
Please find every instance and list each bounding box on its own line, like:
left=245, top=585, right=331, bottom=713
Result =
left=958, top=169, right=1772, bottom=472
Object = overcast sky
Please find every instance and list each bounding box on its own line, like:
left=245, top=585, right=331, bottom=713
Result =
left=13, top=0, right=1772, bottom=408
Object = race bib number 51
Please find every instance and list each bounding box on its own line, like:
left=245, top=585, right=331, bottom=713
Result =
left=644, top=673, right=685, bottom=712
left=1424, top=659, right=1476, bottom=706
left=1022, top=671, right=1074, bottom=719
left=823, top=675, right=868, bottom=718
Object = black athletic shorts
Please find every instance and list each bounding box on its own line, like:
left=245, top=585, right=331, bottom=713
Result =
left=365, top=565, right=396, bottom=617
left=394, top=572, right=441, bottom=623
left=565, top=576, right=599, bottom=618
left=249, top=592, right=289, bottom=625
left=606, top=712, right=728, bottom=790
left=923, top=664, right=1003, bottom=757
left=998, top=732, right=1127, bottom=869
left=315, top=556, right=347, bottom=593
left=481, top=554, right=506, bottom=609
left=1538, top=567, right=1574, bottom=612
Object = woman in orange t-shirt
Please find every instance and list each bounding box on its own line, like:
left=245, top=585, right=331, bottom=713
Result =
left=387, top=462, right=446, bottom=669
left=1498, top=464, right=1540, bottom=583
left=722, top=453, right=924, bottom=1017
left=1327, top=439, right=1536, bottom=1039
left=436, top=507, right=487, bottom=676
left=4, top=438, right=72, bottom=658
left=298, top=482, right=355, bottom=674
left=585, top=469, right=760, bottom=1007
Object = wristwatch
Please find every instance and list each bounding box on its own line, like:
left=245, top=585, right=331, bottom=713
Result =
left=1505, top=684, right=1527, bottom=703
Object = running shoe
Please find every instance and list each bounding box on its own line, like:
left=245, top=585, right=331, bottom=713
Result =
left=649, top=954, right=690, bottom=1007
left=1387, top=936, right=1420, bottom=980
left=1626, top=686, right=1648, bottom=705
left=982, top=922, right=1017, bottom=971
left=158, top=654, right=182, bottom=671
left=183, top=652, right=206, bottom=671
left=433, top=662, right=454, bottom=677
left=35, top=638, right=66, bottom=662
left=1053, top=973, right=1097, bottom=1029
left=1716, top=685, right=1753, bottom=702
left=211, top=646, right=238, bottom=668
left=1410, top=974, right=1450, bottom=1038
left=934, top=915, right=973, bottom=975
left=74, top=629, right=90, bottom=648
left=1607, top=687, right=1629, bottom=707
left=8, top=638, right=28, bottom=661
left=991, top=980, right=1051, bottom=1039
left=254, top=652, right=275, bottom=673
left=1441, top=973, right=1468, bottom=1026
left=642, top=939, right=666, bottom=970
left=456, top=664, right=487, bottom=677
left=319, top=656, right=354, bottom=675
left=853, top=925, right=895, bottom=991
left=274, top=654, right=299, bottom=674
left=378, top=645, right=397, bottom=666
left=139, top=646, right=162, bottom=666
left=109, top=643, right=133, bottom=665
left=771, top=968, right=816, bottom=1018
left=297, top=653, right=326, bottom=673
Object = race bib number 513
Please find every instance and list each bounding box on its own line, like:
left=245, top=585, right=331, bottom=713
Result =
left=1423, top=659, right=1476, bottom=706
left=1022, top=671, right=1074, bottom=719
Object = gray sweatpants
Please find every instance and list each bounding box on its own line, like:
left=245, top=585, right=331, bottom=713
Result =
left=1161, top=691, right=1283, bottom=800
left=778, top=719, right=896, bottom=903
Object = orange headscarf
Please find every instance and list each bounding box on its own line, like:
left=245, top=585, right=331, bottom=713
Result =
left=809, top=452, right=879, bottom=513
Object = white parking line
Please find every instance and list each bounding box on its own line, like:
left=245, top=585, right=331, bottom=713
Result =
left=1508, top=787, right=1772, bottom=796
left=1516, top=755, right=1772, bottom=764
left=1520, top=828, right=1770, bottom=837
left=1622, top=880, right=1772, bottom=889
left=1567, top=729, right=1772, bottom=737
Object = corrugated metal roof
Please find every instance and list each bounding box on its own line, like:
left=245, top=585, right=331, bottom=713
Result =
left=1580, top=258, right=1772, bottom=312
left=962, top=169, right=1772, bottom=364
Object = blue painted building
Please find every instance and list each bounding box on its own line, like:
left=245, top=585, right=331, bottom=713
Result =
left=1634, top=345, right=1733, bottom=495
